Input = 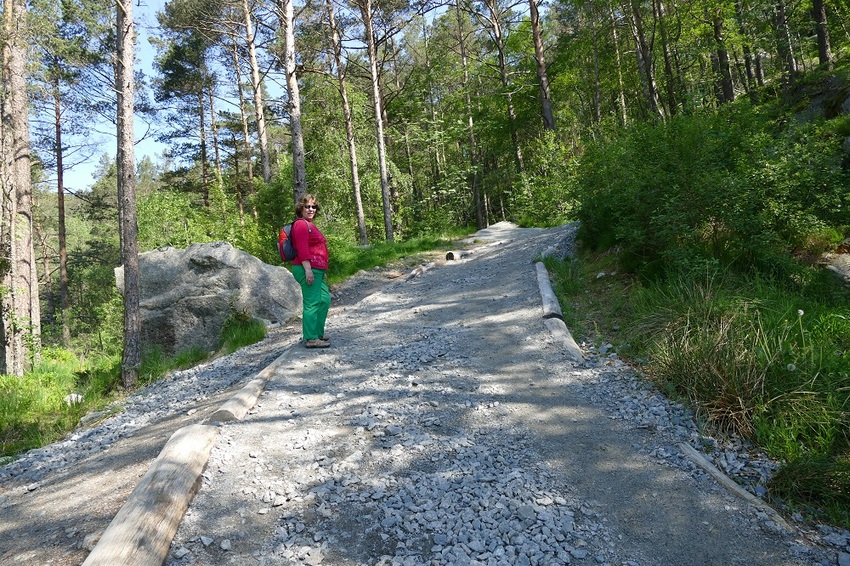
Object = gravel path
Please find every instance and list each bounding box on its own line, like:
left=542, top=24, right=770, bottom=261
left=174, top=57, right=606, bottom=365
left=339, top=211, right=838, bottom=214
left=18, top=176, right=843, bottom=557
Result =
left=165, top=223, right=843, bottom=566
left=2, top=222, right=848, bottom=566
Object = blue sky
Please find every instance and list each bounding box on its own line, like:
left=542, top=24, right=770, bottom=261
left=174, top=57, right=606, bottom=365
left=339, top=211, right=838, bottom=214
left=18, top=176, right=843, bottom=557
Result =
left=69, top=0, right=167, bottom=191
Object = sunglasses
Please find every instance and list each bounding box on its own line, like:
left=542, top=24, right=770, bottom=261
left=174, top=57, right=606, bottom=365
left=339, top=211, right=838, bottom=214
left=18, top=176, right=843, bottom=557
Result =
left=304, top=205, right=318, bottom=210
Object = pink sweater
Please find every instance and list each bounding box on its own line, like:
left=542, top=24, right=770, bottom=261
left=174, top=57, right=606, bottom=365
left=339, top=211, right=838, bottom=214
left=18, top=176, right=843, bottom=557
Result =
left=291, top=219, right=329, bottom=270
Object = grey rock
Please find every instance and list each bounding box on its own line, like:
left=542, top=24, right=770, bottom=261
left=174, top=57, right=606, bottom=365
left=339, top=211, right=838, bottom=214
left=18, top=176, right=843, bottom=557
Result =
left=115, top=241, right=301, bottom=355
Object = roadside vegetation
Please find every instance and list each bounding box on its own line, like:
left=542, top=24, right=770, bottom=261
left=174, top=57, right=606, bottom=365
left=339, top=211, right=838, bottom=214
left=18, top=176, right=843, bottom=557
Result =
left=548, top=68, right=850, bottom=529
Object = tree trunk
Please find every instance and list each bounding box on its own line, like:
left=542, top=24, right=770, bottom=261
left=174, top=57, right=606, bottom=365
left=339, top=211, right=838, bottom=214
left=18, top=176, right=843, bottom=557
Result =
left=775, top=0, right=797, bottom=84
left=482, top=0, right=525, bottom=174
left=713, top=14, right=735, bottom=103
left=529, top=0, right=554, bottom=130
left=116, top=0, right=140, bottom=388
left=610, top=5, right=628, bottom=125
left=327, top=0, right=367, bottom=245
left=231, top=40, right=258, bottom=219
left=358, top=0, right=394, bottom=241
left=627, top=0, right=664, bottom=120
left=655, top=0, right=677, bottom=115
left=198, top=89, right=210, bottom=207
left=734, top=0, right=755, bottom=94
left=53, top=80, right=70, bottom=346
left=455, top=0, right=483, bottom=228
left=812, top=0, right=832, bottom=69
left=1, top=0, right=40, bottom=376
left=243, top=0, right=271, bottom=182
left=208, top=86, right=223, bottom=181
left=591, top=6, right=601, bottom=124
left=279, top=0, right=307, bottom=203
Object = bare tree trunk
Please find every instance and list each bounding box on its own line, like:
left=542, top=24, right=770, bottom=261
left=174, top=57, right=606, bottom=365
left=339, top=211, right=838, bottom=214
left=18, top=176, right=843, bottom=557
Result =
left=775, top=0, right=797, bottom=84
left=812, top=0, right=832, bottom=69
left=231, top=40, right=258, bottom=219
left=734, top=0, right=755, bottom=94
left=610, top=5, right=628, bottom=125
left=358, top=0, right=394, bottom=241
left=243, top=0, right=271, bottom=182
left=591, top=4, right=601, bottom=124
left=278, top=0, right=307, bottom=202
left=529, top=0, right=554, bottom=130
left=455, top=0, right=483, bottom=228
left=713, top=14, right=735, bottom=103
left=1, top=0, right=40, bottom=376
left=198, top=89, right=210, bottom=207
left=327, top=0, right=367, bottom=244
left=627, top=0, right=664, bottom=120
left=655, top=0, right=677, bottom=115
left=53, top=81, right=70, bottom=346
left=481, top=0, right=525, bottom=174
left=208, top=86, right=223, bottom=181
left=116, top=0, right=140, bottom=388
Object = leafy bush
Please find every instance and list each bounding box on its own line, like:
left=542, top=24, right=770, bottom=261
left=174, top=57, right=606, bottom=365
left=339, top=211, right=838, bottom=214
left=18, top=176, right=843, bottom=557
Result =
left=573, top=104, right=850, bottom=280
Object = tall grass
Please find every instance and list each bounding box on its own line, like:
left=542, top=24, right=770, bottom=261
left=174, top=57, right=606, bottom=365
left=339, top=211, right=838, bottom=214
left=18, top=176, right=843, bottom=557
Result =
left=551, top=253, right=850, bottom=527
left=0, top=348, right=113, bottom=458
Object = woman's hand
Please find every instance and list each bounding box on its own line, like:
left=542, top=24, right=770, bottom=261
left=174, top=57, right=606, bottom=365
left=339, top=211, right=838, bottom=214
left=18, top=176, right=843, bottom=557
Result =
left=303, top=261, right=314, bottom=285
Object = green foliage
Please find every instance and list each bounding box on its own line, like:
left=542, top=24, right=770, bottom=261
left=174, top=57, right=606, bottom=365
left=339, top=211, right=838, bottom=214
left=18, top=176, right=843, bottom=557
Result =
left=574, top=103, right=850, bottom=280
left=0, top=348, right=117, bottom=458
left=512, top=132, right=578, bottom=227
left=137, top=189, right=213, bottom=249
left=768, top=456, right=850, bottom=527
left=137, top=345, right=208, bottom=386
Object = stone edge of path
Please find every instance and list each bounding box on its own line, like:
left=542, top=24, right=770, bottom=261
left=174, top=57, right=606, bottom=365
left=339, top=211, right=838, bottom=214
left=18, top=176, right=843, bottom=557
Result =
left=80, top=349, right=292, bottom=566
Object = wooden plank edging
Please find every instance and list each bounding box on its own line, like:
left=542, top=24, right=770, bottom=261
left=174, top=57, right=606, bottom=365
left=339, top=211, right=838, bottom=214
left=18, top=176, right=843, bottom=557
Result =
left=535, top=263, right=584, bottom=363
left=677, top=442, right=795, bottom=534
left=206, top=378, right=266, bottom=423
left=81, top=424, right=219, bottom=566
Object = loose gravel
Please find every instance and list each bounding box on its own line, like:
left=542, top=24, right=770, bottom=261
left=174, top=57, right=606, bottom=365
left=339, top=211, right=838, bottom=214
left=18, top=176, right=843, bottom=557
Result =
left=2, top=222, right=848, bottom=566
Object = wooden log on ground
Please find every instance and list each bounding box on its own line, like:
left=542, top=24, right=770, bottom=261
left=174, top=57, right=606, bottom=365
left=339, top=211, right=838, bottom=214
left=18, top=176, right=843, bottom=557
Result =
left=535, top=262, right=563, bottom=320
left=535, top=263, right=584, bottom=362
left=82, top=423, right=219, bottom=566
left=446, top=250, right=474, bottom=260
left=677, top=442, right=795, bottom=534
left=207, top=377, right=266, bottom=423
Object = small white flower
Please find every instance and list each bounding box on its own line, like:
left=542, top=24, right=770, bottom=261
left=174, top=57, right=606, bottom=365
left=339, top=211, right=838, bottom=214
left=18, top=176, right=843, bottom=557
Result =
left=787, top=363, right=797, bottom=372
left=797, top=309, right=804, bottom=317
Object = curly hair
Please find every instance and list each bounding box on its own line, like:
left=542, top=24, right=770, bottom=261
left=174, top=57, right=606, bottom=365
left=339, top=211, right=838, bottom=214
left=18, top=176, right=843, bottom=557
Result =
left=295, top=194, right=320, bottom=218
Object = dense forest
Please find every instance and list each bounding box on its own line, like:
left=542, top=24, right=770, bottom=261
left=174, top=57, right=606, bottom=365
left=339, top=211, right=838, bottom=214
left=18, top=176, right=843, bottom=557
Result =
left=2, top=0, right=849, bottom=526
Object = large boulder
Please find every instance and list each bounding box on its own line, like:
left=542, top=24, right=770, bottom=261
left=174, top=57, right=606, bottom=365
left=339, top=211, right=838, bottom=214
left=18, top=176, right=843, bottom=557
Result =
left=115, top=242, right=301, bottom=355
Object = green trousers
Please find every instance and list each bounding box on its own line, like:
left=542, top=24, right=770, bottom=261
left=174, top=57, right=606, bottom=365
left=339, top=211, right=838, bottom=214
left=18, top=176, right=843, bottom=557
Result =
left=291, top=265, right=331, bottom=340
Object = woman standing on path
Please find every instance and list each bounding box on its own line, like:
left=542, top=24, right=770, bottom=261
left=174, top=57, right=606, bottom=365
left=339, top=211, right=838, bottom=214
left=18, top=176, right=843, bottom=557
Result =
left=291, top=194, right=331, bottom=348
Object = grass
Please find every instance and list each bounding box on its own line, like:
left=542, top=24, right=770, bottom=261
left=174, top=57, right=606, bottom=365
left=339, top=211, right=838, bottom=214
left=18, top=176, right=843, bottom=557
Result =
left=547, top=251, right=850, bottom=530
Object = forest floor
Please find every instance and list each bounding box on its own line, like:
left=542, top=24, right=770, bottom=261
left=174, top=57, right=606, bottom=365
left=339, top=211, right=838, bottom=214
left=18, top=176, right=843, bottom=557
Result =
left=0, top=222, right=845, bottom=566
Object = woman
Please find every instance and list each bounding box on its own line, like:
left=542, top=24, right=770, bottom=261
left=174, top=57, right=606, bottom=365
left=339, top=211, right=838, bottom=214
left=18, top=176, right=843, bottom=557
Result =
left=291, top=194, right=331, bottom=348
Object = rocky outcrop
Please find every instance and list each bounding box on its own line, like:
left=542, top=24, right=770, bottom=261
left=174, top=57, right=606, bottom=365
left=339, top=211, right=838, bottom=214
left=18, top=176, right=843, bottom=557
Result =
left=115, top=242, right=301, bottom=355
